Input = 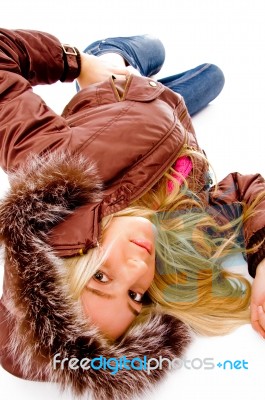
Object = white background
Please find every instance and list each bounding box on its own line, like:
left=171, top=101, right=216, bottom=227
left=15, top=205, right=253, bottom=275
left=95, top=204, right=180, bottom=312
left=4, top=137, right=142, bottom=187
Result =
left=1, top=1, right=265, bottom=399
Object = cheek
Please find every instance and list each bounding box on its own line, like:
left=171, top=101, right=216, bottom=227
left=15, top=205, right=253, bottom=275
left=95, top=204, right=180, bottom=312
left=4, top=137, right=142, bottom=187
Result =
left=145, top=261, right=155, bottom=287
left=80, top=292, right=137, bottom=339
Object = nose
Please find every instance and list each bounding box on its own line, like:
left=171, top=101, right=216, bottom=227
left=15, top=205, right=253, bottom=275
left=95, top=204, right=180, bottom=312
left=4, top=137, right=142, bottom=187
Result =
left=122, top=258, right=149, bottom=284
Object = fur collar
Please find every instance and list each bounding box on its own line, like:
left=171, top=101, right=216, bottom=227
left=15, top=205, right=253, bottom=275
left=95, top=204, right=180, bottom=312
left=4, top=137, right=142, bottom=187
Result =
left=0, top=152, right=191, bottom=400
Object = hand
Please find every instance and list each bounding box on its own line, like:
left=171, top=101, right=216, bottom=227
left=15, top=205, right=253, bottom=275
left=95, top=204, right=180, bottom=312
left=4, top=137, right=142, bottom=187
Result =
left=77, top=52, right=130, bottom=89
left=250, top=258, right=265, bottom=338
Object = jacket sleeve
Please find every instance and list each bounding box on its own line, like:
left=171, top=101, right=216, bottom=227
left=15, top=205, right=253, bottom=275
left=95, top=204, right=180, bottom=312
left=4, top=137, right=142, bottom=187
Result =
left=0, top=28, right=80, bottom=171
left=209, top=172, right=265, bottom=277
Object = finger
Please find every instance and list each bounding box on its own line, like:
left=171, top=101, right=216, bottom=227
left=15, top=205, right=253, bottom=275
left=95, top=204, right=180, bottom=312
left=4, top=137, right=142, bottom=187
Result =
left=252, top=319, right=265, bottom=338
left=126, top=66, right=141, bottom=76
left=111, top=74, right=128, bottom=81
left=250, top=302, right=259, bottom=322
left=257, top=305, right=265, bottom=330
left=111, top=67, right=130, bottom=76
left=250, top=300, right=265, bottom=320
left=250, top=303, right=265, bottom=338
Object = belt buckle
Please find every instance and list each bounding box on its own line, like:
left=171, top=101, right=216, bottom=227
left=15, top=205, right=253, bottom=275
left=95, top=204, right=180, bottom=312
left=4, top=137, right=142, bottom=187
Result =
left=62, top=44, right=77, bottom=56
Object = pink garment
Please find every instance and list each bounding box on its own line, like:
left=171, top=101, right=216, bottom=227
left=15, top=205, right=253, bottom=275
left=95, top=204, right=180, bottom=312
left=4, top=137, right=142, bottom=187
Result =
left=167, top=156, right=193, bottom=193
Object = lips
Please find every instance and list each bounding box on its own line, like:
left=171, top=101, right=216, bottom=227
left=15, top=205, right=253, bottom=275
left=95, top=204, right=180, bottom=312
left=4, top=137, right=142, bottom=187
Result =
left=131, top=239, right=152, bottom=255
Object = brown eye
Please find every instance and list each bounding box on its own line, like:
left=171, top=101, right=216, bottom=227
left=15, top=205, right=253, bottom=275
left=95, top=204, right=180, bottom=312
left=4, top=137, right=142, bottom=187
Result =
left=93, top=271, right=109, bottom=283
left=129, top=290, right=143, bottom=303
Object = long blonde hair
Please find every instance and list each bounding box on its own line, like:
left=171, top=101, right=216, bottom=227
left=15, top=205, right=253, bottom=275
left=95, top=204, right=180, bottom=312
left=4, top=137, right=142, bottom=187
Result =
left=64, top=149, right=256, bottom=336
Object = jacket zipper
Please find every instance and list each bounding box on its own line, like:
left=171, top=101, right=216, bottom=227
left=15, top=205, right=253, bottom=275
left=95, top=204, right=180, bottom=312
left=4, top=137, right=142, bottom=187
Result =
left=183, top=144, right=197, bottom=151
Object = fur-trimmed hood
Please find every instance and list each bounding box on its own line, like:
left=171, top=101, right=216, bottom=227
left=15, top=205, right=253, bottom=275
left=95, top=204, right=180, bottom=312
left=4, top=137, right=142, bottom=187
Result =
left=0, top=152, right=191, bottom=400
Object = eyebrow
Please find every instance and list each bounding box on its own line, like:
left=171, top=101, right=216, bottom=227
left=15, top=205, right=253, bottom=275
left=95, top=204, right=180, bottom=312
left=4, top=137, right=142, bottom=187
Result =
left=86, top=287, right=140, bottom=317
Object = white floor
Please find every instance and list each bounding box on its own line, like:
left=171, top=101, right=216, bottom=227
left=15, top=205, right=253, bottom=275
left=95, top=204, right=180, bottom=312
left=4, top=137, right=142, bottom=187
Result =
left=1, top=1, right=265, bottom=399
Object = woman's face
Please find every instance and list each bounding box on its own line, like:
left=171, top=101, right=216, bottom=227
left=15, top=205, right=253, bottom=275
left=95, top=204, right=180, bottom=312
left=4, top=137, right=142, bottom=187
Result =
left=81, top=216, right=156, bottom=339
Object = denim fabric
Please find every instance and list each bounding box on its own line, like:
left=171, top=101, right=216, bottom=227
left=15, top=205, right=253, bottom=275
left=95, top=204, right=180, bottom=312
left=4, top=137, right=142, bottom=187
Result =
left=83, top=35, right=225, bottom=116
left=83, top=34, right=166, bottom=77
left=158, top=63, right=225, bottom=115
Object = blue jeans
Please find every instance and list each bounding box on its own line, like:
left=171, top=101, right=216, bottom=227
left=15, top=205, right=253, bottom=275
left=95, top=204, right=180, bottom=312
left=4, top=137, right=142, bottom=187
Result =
left=83, top=35, right=225, bottom=116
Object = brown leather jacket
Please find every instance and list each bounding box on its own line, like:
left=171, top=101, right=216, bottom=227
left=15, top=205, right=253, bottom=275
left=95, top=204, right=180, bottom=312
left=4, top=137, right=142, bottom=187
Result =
left=0, top=28, right=264, bottom=273
left=0, top=29, right=209, bottom=252
left=0, top=28, right=265, bottom=397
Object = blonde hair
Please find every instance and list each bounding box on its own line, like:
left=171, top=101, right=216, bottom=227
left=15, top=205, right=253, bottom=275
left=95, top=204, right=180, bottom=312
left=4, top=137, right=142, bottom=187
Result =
left=64, top=148, right=257, bottom=337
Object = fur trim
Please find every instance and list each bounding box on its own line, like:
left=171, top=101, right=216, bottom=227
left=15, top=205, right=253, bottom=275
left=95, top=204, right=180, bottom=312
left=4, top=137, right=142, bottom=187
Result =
left=0, top=152, right=191, bottom=400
